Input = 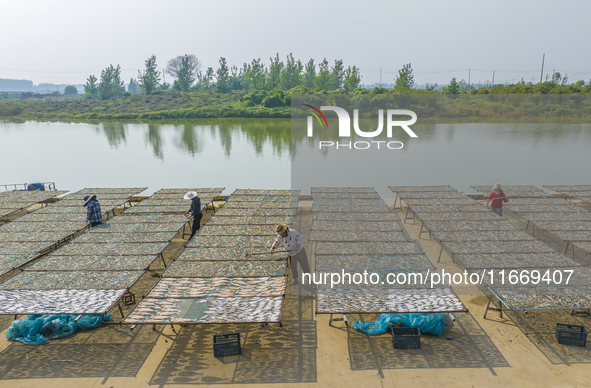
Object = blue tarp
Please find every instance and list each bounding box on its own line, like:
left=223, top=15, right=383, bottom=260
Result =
left=6, top=314, right=111, bottom=345
left=353, top=313, right=448, bottom=336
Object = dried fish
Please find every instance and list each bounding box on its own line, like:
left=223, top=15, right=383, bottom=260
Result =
left=311, top=221, right=401, bottom=232
left=309, top=231, right=407, bottom=242
left=434, top=231, right=534, bottom=242
left=389, top=186, right=457, bottom=193
left=315, top=254, right=434, bottom=271
left=148, top=277, right=286, bottom=298
left=444, top=240, right=554, bottom=254
left=316, top=213, right=399, bottom=222
left=55, top=242, right=168, bottom=256
left=0, top=270, right=143, bottom=290
left=312, top=204, right=390, bottom=213
left=316, top=287, right=466, bottom=313
left=163, top=260, right=286, bottom=277
left=28, top=255, right=157, bottom=271
left=178, top=248, right=286, bottom=261
left=455, top=252, right=580, bottom=269
left=315, top=242, right=421, bottom=255
left=0, top=289, right=127, bottom=315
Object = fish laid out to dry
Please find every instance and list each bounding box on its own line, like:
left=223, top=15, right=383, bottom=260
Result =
left=28, top=254, right=158, bottom=271
left=317, top=287, right=466, bottom=313
left=178, top=248, right=286, bottom=261
left=12, top=213, right=87, bottom=222
left=90, top=222, right=185, bottom=233
left=309, top=231, right=407, bottom=242
left=471, top=186, right=549, bottom=197
left=315, top=242, right=422, bottom=255
left=163, top=260, right=286, bottom=278
left=0, top=253, right=38, bottom=269
left=74, top=232, right=173, bottom=244
left=316, top=254, right=434, bottom=271
left=444, top=240, right=554, bottom=254
left=0, top=221, right=86, bottom=233
left=54, top=242, right=168, bottom=256
left=206, top=215, right=292, bottom=226
left=313, top=199, right=387, bottom=206
left=108, top=214, right=186, bottom=224
left=506, top=204, right=585, bottom=213
left=0, top=241, right=51, bottom=255
left=312, top=204, right=391, bottom=213
left=311, top=221, right=401, bottom=232
left=490, top=285, right=591, bottom=310
left=532, top=221, right=591, bottom=231
left=311, top=192, right=381, bottom=199
left=423, top=220, right=515, bottom=232
left=514, top=212, right=591, bottom=222
left=311, top=187, right=376, bottom=194
left=232, top=189, right=299, bottom=196
left=123, top=296, right=283, bottom=324
left=0, top=270, right=143, bottom=290
left=148, top=277, right=286, bottom=298
left=434, top=230, right=534, bottom=242
left=415, top=212, right=499, bottom=222
left=455, top=252, right=581, bottom=269
left=197, top=224, right=276, bottom=236
left=0, top=231, right=74, bottom=242
left=315, top=212, right=399, bottom=222
left=75, top=187, right=147, bottom=195
left=187, top=235, right=271, bottom=249
left=0, top=288, right=127, bottom=315
left=389, top=186, right=457, bottom=193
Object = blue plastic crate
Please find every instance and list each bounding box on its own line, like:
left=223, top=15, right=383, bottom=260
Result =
left=391, top=327, right=421, bottom=349
left=213, top=333, right=241, bottom=357
left=556, top=324, right=587, bottom=347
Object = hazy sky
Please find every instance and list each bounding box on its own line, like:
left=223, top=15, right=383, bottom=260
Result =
left=1, top=0, right=589, bottom=86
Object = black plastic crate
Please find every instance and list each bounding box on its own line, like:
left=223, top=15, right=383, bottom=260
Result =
left=556, top=324, right=587, bottom=347
left=212, top=333, right=241, bottom=357
left=391, top=327, right=421, bottom=349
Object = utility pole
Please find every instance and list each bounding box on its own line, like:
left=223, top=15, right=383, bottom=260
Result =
left=492, top=71, right=495, bottom=86
left=163, top=69, right=166, bottom=84
left=539, top=53, right=545, bottom=83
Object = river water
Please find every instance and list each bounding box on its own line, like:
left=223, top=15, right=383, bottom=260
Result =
left=1, top=119, right=590, bottom=197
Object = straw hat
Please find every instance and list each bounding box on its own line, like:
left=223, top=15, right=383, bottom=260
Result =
left=83, top=195, right=96, bottom=207
left=275, top=224, right=288, bottom=235
left=493, top=183, right=502, bottom=191
left=184, top=191, right=198, bottom=200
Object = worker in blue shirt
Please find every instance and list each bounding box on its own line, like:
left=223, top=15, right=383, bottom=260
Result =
left=183, top=191, right=202, bottom=240
left=83, top=195, right=102, bottom=227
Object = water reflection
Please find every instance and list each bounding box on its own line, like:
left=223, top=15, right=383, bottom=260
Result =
left=96, top=123, right=126, bottom=147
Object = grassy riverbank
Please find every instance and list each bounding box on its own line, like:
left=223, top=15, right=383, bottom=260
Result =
left=1, top=89, right=591, bottom=121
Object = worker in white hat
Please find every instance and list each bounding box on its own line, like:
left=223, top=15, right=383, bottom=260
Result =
left=183, top=191, right=202, bottom=240
left=271, top=224, right=311, bottom=286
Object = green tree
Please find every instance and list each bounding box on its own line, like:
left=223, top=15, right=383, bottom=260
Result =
left=444, top=77, right=460, bottom=94
left=137, top=55, right=160, bottom=95
left=230, top=65, right=244, bottom=90
left=98, top=64, right=125, bottom=100
left=127, top=78, right=141, bottom=94
left=84, top=75, right=98, bottom=97
left=266, top=53, right=283, bottom=89
left=280, top=53, right=303, bottom=90
left=393, top=63, right=414, bottom=92
left=167, top=54, right=200, bottom=91
left=344, top=66, right=361, bottom=91
left=216, top=57, right=231, bottom=93
left=197, top=67, right=215, bottom=90
left=245, top=59, right=266, bottom=90
left=64, top=85, right=78, bottom=95
left=303, top=59, right=316, bottom=88
left=314, top=58, right=331, bottom=91
left=331, top=59, right=345, bottom=90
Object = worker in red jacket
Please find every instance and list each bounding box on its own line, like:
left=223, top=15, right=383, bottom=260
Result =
left=488, top=183, right=508, bottom=216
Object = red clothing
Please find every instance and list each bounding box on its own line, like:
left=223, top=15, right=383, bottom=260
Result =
left=488, top=191, right=508, bottom=208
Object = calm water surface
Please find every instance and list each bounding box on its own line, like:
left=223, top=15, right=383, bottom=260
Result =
left=1, top=119, right=590, bottom=197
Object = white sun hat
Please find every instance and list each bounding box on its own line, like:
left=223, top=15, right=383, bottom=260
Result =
left=184, top=191, right=198, bottom=200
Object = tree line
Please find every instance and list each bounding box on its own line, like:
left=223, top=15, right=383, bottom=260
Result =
left=84, top=54, right=362, bottom=99
left=83, top=56, right=591, bottom=100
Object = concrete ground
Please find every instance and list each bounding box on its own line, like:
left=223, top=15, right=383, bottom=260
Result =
left=0, top=199, right=589, bottom=387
